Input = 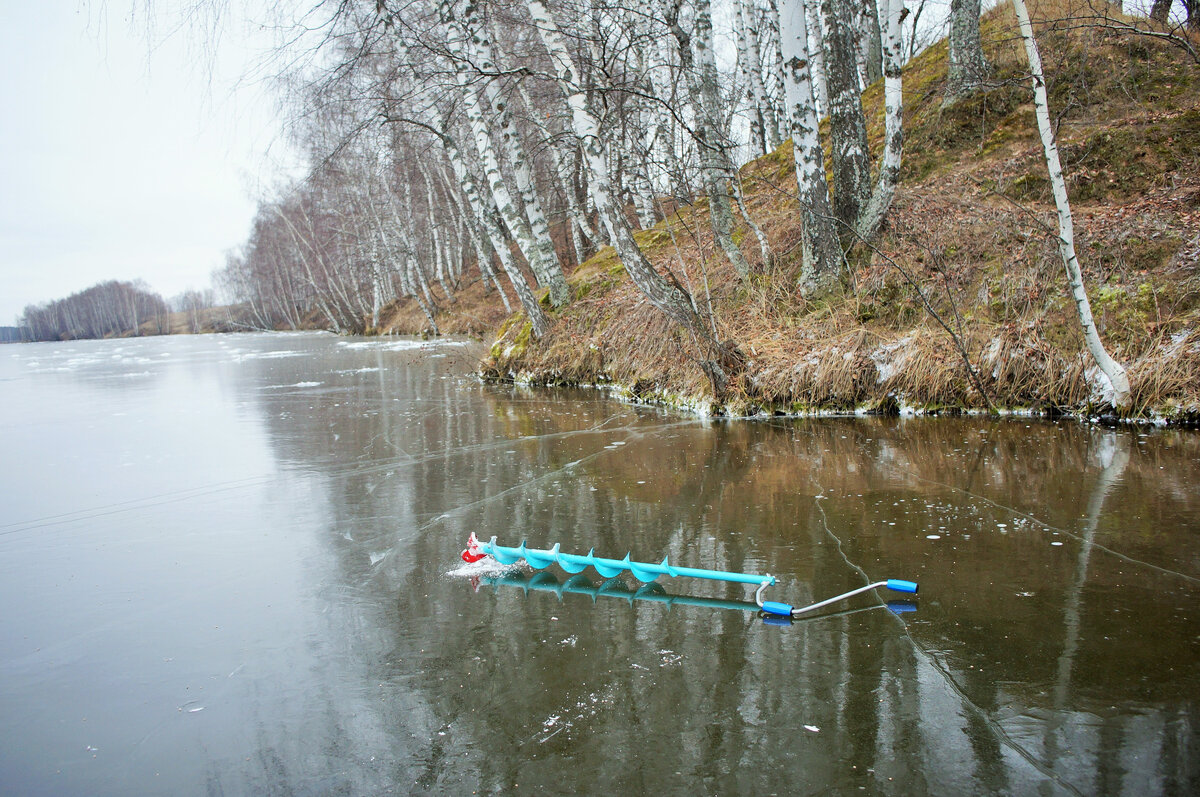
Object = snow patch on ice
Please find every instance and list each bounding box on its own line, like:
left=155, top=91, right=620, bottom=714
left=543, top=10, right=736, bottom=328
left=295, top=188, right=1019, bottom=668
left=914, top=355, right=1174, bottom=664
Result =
left=444, top=558, right=524, bottom=578
left=262, top=381, right=324, bottom=389
left=238, top=350, right=307, bottom=361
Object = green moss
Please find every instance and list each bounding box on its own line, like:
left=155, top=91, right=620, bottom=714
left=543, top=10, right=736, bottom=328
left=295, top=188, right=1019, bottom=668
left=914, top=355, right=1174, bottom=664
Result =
left=509, top=321, right=533, bottom=358
left=632, top=227, right=672, bottom=252
left=489, top=315, right=526, bottom=361
left=573, top=280, right=595, bottom=302
left=1004, top=171, right=1051, bottom=202
left=1063, top=111, right=1200, bottom=202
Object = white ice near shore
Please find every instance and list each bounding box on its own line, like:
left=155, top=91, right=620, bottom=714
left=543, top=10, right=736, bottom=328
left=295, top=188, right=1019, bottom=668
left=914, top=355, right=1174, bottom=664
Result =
left=237, top=350, right=307, bottom=360
left=338, top=339, right=473, bottom=352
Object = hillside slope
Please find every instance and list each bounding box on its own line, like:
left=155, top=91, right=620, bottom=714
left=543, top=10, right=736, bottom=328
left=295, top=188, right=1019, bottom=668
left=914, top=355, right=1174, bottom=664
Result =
left=383, top=1, right=1200, bottom=421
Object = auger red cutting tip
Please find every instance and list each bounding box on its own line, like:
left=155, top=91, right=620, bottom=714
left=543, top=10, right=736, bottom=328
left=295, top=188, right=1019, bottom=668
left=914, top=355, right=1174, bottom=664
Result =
left=461, top=532, right=486, bottom=564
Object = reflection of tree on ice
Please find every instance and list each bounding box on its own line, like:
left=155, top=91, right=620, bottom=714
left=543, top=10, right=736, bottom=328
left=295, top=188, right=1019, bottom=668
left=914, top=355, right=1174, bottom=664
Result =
left=1044, top=431, right=1129, bottom=777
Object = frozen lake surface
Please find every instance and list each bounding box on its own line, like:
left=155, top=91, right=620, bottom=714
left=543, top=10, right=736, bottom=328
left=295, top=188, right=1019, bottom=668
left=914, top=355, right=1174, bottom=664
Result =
left=1, top=332, right=1197, bottom=795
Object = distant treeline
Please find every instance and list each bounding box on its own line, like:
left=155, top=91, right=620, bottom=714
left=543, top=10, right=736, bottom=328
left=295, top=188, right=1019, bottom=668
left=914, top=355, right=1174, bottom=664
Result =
left=19, top=280, right=173, bottom=342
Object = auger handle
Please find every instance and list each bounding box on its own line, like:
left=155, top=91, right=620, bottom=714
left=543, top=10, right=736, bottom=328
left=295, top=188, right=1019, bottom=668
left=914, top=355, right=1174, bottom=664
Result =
left=757, top=579, right=920, bottom=617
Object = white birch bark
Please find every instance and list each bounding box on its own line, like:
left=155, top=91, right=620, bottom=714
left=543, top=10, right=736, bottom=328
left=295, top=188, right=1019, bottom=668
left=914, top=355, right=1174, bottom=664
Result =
left=629, top=37, right=660, bottom=230
left=687, top=0, right=754, bottom=279
left=761, top=0, right=792, bottom=138
left=858, top=0, right=884, bottom=85
left=944, top=0, right=988, bottom=106
left=441, top=125, right=549, bottom=337
left=821, top=0, right=873, bottom=227
left=856, top=0, right=904, bottom=242
left=738, top=0, right=782, bottom=151
left=514, top=80, right=599, bottom=259
left=803, top=0, right=830, bottom=117
left=396, top=180, right=441, bottom=331
left=417, top=159, right=456, bottom=302
left=780, top=0, right=843, bottom=294
left=466, top=7, right=570, bottom=307
left=441, top=1, right=560, bottom=315
left=273, top=204, right=344, bottom=332
left=438, top=159, right=514, bottom=311
left=736, top=1, right=769, bottom=155
left=646, top=9, right=691, bottom=200
left=1011, top=0, right=1131, bottom=409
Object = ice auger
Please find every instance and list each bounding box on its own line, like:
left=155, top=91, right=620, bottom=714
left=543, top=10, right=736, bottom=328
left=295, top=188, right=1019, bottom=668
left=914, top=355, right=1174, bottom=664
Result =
left=461, top=533, right=918, bottom=618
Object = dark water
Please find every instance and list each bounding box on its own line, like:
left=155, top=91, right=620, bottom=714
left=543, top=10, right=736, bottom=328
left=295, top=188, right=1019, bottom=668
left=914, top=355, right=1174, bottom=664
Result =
left=1, top=333, right=1197, bottom=795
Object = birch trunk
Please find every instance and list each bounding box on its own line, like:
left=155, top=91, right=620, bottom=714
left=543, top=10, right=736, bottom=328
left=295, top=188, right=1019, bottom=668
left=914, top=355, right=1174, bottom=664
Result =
left=856, top=0, right=904, bottom=242
left=944, top=0, right=988, bottom=106
left=418, top=160, right=456, bottom=302
left=822, top=0, right=873, bottom=228
left=442, top=3, right=559, bottom=313
left=780, top=0, right=844, bottom=295
left=1011, top=0, right=1131, bottom=409
left=647, top=12, right=692, bottom=201
left=393, top=182, right=441, bottom=332
left=441, top=127, right=549, bottom=337
left=514, top=80, right=599, bottom=259
left=858, top=0, right=883, bottom=85
left=803, top=0, right=830, bottom=116
left=273, top=205, right=342, bottom=333
left=686, top=0, right=754, bottom=280
left=439, top=160, right=514, bottom=311
left=763, top=0, right=793, bottom=134
left=465, top=6, right=570, bottom=307
left=736, top=0, right=781, bottom=153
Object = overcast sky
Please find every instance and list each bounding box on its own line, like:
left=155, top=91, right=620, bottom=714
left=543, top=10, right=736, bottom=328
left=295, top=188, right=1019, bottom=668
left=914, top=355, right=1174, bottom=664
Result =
left=0, top=1, right=301, bottom=325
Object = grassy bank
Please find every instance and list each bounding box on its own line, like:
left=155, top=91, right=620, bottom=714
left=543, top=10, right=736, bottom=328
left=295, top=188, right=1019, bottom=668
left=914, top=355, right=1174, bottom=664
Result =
left=380, top=1, right=1200, bottom=422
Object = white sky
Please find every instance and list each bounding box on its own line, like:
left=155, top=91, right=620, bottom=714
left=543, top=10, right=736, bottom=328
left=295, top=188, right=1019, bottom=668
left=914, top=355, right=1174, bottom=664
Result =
left=0, top=1, right=302, bottom=325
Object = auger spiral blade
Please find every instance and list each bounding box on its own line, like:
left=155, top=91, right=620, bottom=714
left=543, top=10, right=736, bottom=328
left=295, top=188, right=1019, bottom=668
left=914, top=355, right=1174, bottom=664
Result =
left=464, top=534, right=775, bottom=588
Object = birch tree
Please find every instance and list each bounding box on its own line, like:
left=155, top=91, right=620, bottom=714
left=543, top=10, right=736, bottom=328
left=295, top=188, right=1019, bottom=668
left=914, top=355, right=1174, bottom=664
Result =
left=1011, top=0, right=1131, bottom=409
left=821, top=0, right=873, bottom=228
left=943, top=0, right=988, bottom=106
left=439, top=120, right=551, bottom=337
left=736, top=0, right=782, bottom=154
left=857, top=0, right=884, bottom=85
left=780, top=0, right=842, bottom=295
left=458, top=3, right=570, bottom=307
left=855, top=0, right=905, bottom=242
left=802, top=0, right=830, bottom=115
left=665, top=0, right=754, bottom=280
left=443, top=3, right=566, bottom=314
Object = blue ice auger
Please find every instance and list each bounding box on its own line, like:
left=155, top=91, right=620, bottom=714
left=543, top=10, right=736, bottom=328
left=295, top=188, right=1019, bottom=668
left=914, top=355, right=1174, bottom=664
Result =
left=461, top=534, right=918, bottom=618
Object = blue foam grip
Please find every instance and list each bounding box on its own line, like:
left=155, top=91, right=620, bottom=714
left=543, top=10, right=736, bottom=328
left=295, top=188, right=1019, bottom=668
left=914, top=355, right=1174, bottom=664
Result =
left=887, top=579, right=919, bottom=594
left=761, top=601, right=794, bottom=616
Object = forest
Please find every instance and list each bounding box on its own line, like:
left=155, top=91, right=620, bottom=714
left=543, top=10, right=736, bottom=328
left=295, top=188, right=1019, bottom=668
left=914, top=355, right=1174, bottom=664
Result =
left=19, top=0, right=1200, bottom=419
